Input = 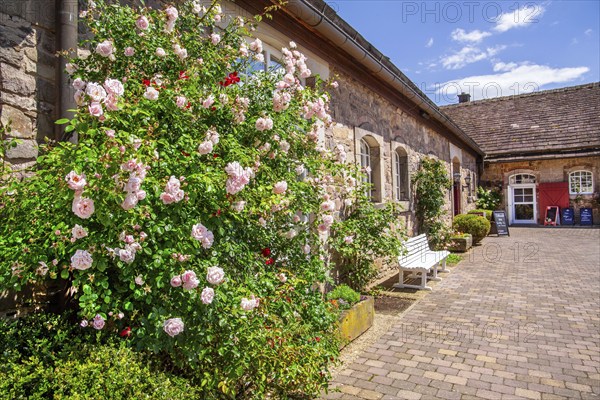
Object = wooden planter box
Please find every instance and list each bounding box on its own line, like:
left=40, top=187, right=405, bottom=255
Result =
left=338, top=296, right=374, bottom=347
left=447, top=234, right=472, bottom=252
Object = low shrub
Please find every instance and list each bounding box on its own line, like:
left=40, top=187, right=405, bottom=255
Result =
left=453, top=214, right=491, bottom=244
left=467, top=209, right=493, bottom=221
left=327, top=285, right=361, bottom=309
left=446, top=254, right=463, bottom=265
left=0, top=312, right=202, bottom=400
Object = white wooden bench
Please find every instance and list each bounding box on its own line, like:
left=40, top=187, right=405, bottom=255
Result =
left=393, top=234, right=450, bottom=291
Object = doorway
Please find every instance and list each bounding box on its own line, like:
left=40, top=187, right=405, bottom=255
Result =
left=508, top=174, right=537, bottom=224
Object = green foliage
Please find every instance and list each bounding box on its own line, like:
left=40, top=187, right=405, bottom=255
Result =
left=475, top=186, right=502, bottom=210
left=412, top=157, right=453, bottom=249
left=446, top=253, right=462, bottom=265
left=453, top=214, right=491, bottom=244
left=327, top=284, right=360, bottom=308
left=467, top=209, right=493, bottom=221
left=329, top=196, right=405, bottom=292
left=0, top=313, right=202, bottom=400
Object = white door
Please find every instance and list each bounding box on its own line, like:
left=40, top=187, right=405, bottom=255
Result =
left=509, top=184, right=537, bottom=224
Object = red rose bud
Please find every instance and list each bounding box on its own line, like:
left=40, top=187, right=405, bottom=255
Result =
left=142, top=79, right=151, bottom=87
left=119, top=327, right=132, bottom=337
left=261, top=248, right=271, bottom=257
left=265, top=258, right=274, bottom=265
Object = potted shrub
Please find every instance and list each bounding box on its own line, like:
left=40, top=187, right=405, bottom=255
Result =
left=327, top=285, right=374, bottom=346
left=447, top=232, right=473, bottom=252
left=453, top=214, right=491, bottom=245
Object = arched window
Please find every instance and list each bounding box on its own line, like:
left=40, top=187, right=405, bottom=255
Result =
left=359, top=138, right=372, bottom=197
left=569, top=171, right=593, bottom=194
left=509, top=174, right=536, bottom=184
left=393, top=147, right=409, bottom=201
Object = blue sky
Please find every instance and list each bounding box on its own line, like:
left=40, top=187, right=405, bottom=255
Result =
left=325, top=1, right=600, bottom=105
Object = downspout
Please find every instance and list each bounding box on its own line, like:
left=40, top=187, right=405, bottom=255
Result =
left=56, top=0, right=78, bottom=142
left=289, top=0, right=484, bottom=156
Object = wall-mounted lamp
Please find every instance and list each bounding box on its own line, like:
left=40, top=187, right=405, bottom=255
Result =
left=453, top=172, right=461, bottom=183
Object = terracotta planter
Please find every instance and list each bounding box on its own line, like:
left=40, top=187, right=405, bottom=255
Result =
left=338, top=296, right=374, bottom=347
left=447, top=234, right=472, bottom=252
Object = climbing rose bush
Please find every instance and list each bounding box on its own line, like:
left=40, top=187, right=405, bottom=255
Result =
left=0, top=1, right=405, bottom=397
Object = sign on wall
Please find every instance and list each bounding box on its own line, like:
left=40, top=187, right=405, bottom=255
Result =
left=544, top=206, right=560, bottom=226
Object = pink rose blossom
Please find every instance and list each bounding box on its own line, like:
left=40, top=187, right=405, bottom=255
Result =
left=273, top=181, right=287, bottom=195
left=175, top=95, right=187, bottom=108
left=344, top=236, right=354, bottom=244
left=163, top=317, right=184, bottom=337
left=92, top=314, right=105, bottom=330
left=255, top=117, right=273, bottom=131
left=124, top=47, right=135, bottom=56
left=170, top=275, right=182, bottom=287
left=85, top=82, right=107, bottom=101
left=65, top=63, right=77, bottom=74
left=139, top=232, right=148, bottom=241
left=201, top=287, right=214, bottom=304
left=95, top=40, right=115, bottom=58
left=210, top=33, right=221, bottom=45
left=155, top=47, right=166, bottom=57
left=136, top=190, right=146, bottom=200
left=106, top=129, right=115, bottom=138
left=225, top=162, right=253, bottom=195
left=206, top=266, right=225, bottom=285
left=104, top=94, right=119, bottom=111
left=72, top=78, right=86, bottom=90
left=321, top=200, right=335, bottom=212
left=302, top=244, right=311, bottom=254
left=181, top=270, right=199, bottom=290
left=71, top=224, right=88, bottom=240
left=135, top=275, right=144, bottom=285
left=65, top=171, right=87, bottom=191
left=144, top=86, right=159, bottom=100
left=74, top=90, right=85, bottom=106
left=202, top=95, right=215, bottom=108
left=241, top=295, right=260, bottom=311
left=80, top=319, right=88, bottom=328
left=88, top=102, right=104, bottom=117
left=197, top=140, right=213, bottom=155
left=72, top=196, right=95, bottom=219
left=249, top=38, right=262, bottom=53
left=232, top=201, right=246, bottom=212
left=121, top=193, right=138, bottom=210
left=165, top=6, right=178, bottom=21
left=124, top=235, right=135, bottom=244
left=160, top=176, right=184, bottom=204
left=71, top=249, right=93, bottom=270
left=295, top=164, right=305, bottom=175
left=119, top=248, right=135, bottom=264
left=136, top=15, right=149, bottom=30
left=191, top=223, right=214, bottom=249
left=277, top=273, right=287, bottom=283
left=103, top=78, right=124, bottom=97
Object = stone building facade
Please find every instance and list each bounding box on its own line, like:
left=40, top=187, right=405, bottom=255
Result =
left=443, top=83, right=600, bottom=225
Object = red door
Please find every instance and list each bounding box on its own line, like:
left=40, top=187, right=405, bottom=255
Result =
left=538, top=182, right=570, bottom=224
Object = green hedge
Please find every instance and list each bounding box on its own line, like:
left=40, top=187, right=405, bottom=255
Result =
left=0, top=313, right=201, bottom=400
left=453, top=214, right=491, bottom=244
left=467, top=209, right=493, bottom=221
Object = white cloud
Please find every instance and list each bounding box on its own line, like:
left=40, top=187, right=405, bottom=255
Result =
left=585, top=28, right=593, bottom=36
left=440, top=45, right=506, bottom=70
left=425, top=37, right=434, bottom=48
left=435, top=63, right=589, bottom=101
left=451, top=28, right=492, bottom=43
left=493, top=5, right=545, bottom=33
left=493, top=61, right=518, bottom=72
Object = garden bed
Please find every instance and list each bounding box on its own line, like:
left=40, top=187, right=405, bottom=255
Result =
left=338, top=296, right=374, bottom=347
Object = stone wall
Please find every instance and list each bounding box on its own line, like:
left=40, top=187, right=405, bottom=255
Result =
left=327, top=69, right=478, bottom=235
left=482, top=156, right=600, bottom=224
left=1, top=0, right=57, bottom=169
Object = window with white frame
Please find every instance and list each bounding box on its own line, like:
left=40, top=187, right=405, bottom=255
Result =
left=393, top=148, right=409, bottom=201
left=569, top=170, right=593, bottom=194
left=359, top=138, right=372, bottom=198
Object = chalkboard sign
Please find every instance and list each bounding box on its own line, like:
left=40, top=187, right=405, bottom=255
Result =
left=580, top=208, right=593, bottom=226
left=544, top=206, right=559, bottom=226
left=493, top=210, right=509, bottom=236
left=561, top=208, right=575, bottom=225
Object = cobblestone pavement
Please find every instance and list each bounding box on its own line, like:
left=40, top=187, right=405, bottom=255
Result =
left=323, top=227, right=600, bottom=399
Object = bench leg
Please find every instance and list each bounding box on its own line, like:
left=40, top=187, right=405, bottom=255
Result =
left=396, top=270, right=405, bottom=288
left=420, top=272, right=432, bottom=290
left=439, top=258, right=449, bottom=273
left=430, top=263, right=441, bottom=282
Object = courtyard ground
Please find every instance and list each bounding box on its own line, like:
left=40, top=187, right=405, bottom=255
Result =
left=323, top=227, right=600, bottom=399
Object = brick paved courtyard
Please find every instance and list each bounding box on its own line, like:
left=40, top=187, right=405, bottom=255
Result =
left=323, top=227, right=600, bottom=399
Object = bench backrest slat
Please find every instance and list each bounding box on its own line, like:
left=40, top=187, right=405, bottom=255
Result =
left=399, top=234, right=433, bottom=265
